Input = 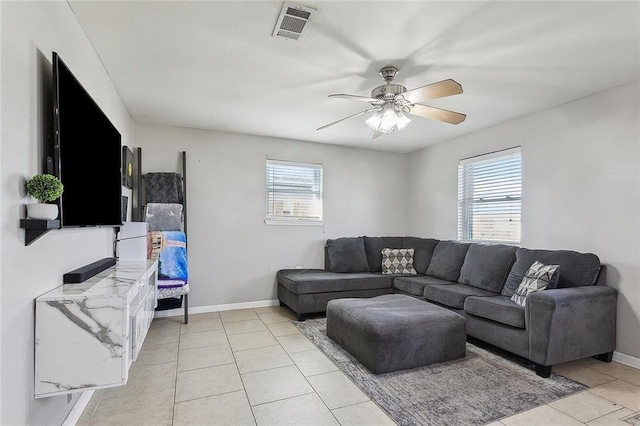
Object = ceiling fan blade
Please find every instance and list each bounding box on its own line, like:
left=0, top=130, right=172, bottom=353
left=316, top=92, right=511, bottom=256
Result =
left=408, top=104, right=466, bottom=125
left=329, top=94, right=382, bottom=104
left=317, top=108, right=378, bottom=130
left=372, top=131, right=383, bottom=139
left=401, top=79, right=463, bottom=104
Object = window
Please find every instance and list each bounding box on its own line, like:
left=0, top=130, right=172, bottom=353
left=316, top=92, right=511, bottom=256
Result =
left=458, top=147, right=521, bottom=243
left=266, top=159, right=323, bottom=225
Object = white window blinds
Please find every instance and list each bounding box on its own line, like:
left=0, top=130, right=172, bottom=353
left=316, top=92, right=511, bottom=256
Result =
left=457, top=147, right=521, bottom=243
left=266, top=159, right=323, bottom=224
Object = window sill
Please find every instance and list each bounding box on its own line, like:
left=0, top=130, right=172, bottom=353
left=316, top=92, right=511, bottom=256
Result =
left=460, top=239, right=521, bottom=246
left=264, top=218, right=324, bottom=226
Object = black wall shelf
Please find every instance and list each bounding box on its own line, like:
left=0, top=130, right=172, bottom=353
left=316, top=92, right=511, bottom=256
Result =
left=20, top=219, right=60, bottom=246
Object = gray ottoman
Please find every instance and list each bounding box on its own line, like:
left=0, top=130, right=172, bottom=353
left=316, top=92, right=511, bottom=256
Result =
left=326, top=294, right=466, bottom=373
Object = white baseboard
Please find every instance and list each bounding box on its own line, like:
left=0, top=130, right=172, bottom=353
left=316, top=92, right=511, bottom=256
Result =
left=153, top=299, right=280, bottom=318
left=613, top=351, right=640, bottom=369
left=62, top=390, right=94, bottom=426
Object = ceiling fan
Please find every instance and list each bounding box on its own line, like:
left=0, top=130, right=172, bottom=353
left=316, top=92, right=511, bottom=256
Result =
left=317, top=66, right=466, bottom=139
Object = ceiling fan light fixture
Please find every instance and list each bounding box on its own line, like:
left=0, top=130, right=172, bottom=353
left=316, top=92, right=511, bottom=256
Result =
left=319, top=66, right=465, bottom=136
left=365, top=105, right=411, bottom=134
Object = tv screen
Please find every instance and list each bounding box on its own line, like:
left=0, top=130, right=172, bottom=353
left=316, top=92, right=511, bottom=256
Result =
left=52, top=52, right=122, bottom=227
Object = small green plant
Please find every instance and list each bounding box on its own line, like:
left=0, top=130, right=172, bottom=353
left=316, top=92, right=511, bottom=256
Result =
left=26, top=174, right=64, bottom=203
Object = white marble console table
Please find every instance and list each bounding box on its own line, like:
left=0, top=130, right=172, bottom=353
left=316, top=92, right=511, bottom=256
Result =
left=34, top=260, right=158, bottom=399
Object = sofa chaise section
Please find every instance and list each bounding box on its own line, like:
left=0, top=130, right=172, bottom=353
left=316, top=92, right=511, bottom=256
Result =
left=278, top=236, right=439, bottom=319
left=277, top=269, right=393, bottom=320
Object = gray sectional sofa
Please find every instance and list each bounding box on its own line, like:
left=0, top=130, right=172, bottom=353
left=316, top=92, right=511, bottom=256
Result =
left=276, top=236, right=618, bottom=377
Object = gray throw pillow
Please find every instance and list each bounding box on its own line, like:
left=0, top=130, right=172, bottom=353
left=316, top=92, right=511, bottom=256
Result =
left=325, top=237, right=370, bottom=273
left=425, top=241, right=471, bottom=281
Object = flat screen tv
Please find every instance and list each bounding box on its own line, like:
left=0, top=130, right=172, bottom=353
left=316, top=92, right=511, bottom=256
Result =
left=52, top=52, right=122, bottom=227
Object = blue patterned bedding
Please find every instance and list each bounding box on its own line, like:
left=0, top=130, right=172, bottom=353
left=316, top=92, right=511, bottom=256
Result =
left=147, top=231, right=188, bottom=282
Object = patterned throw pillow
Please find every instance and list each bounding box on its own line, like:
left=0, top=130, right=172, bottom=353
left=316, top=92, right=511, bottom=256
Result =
left=381, top=248, right=417, bottom=275
left=510, top=261, right=559, bottom=307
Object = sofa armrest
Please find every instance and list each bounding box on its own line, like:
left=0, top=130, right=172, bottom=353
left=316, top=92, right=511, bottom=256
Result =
left=525, top=286, right=617, bottom=366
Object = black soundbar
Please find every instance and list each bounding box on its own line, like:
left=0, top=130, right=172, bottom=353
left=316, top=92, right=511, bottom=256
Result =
left=63, top=257, right=116, bottom=284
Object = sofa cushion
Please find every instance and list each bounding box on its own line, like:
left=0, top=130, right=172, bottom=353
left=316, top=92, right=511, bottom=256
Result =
left=325, top=237, right=370, bottom=273
left=401, top=237, right=440, bottom=274
left=464, top=295, right=526, bottom=329
left=423, top=283, right=496, bottom=310
left=425, top=241, right=471, bottom=281
left=501, top=247, right=601, bottom=297
left=363, top=236, right=404, bottom=272
left=277, top=269, right=392, bottom=295
left=393, top=275, right=454, bottom=297
left=459, top=243, right=517, bottom=292
left=510, top=261, right=559, bottom=307
left=381, top=248, right=417, bottom=275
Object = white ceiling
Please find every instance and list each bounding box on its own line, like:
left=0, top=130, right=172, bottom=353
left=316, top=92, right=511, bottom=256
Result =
left=68, top=1, right=639, bottom=153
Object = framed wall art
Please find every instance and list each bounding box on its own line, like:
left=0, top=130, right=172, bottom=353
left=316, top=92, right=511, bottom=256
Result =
left=122, top=146, right=134, bottom=189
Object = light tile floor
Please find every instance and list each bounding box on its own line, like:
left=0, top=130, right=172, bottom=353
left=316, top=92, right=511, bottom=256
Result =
left=77, top=307, right=640, bottom=426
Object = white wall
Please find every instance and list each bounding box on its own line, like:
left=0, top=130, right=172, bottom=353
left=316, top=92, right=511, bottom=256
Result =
left=407, top=82, right=640, bottom=359
left=0, top=0, right=4, bottom=418
left=1, top=2, right=134, bottom=424
left=135, top=123, right=408, bottom=307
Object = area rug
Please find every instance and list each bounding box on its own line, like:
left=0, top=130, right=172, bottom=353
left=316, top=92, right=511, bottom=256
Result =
left=295, top=318, right=587, bottom=426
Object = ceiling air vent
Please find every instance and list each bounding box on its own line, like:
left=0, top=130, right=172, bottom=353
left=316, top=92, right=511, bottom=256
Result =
left=273, top=2, right=317, bottom=41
